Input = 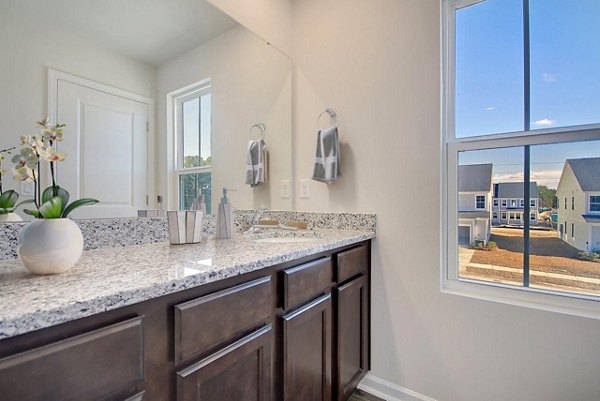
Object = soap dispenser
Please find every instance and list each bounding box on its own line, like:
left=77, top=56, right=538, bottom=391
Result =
left=216, top=188, right=234, bottom=239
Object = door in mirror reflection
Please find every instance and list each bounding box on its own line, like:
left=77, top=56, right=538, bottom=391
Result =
left=56, top=74, right=150, bottom=219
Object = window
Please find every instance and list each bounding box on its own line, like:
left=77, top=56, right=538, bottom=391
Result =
left=572, top=197, right=575, bottom=211
left=493, top=212, right=498, bottom=219
left=591, top=196, right=600, bottom=212
left=174, top=83, right=212, bottom=213
left=444, top=0, right=600, bottom=314
left=501, top=212, right=507, bottom=220
left=493, top=199, right=498, bottom=207
left=572, top=223, right=575, bottom=239
left=476, top=195, right=486, bottom=209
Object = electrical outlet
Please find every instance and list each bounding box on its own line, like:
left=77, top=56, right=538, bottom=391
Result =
left=21, top=181, right=34, bottom=196
left=280, top=180, right=290, bottom=199
left=300, top=179, right=310, bottom=199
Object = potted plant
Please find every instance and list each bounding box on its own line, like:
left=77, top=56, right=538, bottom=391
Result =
left=12, top=119, right=99, bottom=274
left=0, top=147, right=33, bottom=222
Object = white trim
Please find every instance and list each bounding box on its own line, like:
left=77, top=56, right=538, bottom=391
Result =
left=47, top=68, right=156, bottom=207
left=359, top=374, right=437, bottom=401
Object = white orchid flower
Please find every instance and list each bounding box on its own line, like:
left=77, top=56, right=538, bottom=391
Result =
left=12, top=166, right=34, bottom=182
left=20, top=135, right=30, bottom=145
left=42, top=127, right=64, bottom=142
left=35, top=118, right=50, bottom=129
left=41, top=147, right=66, bottom=162
left=12, top=148, right=38, bottom=169
left=28, top=136, right=45, bottom=153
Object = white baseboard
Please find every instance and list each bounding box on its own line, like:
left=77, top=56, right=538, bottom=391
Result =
left=358, top=374, right=437, bottom=401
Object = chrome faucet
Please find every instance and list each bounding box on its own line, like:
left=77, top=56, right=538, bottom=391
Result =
left=247, top=208, right=268, bottom=233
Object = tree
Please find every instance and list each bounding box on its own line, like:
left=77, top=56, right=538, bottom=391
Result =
left=537, top=185, right=557, bottom=208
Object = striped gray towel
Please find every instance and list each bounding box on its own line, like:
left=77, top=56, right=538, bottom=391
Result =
left=246, top=139, right=268, bottom=186
left=312, top=126, right=341, bottom=183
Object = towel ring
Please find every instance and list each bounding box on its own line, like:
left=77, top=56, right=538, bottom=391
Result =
left=317, top=108, right=337, bottom=129
left=249, top=123, right=266, bottom=140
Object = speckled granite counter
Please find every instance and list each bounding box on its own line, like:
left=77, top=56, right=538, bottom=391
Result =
left=0, top=229, right=374, bottom=340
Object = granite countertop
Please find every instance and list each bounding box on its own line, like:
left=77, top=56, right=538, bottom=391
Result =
left=0, top=229, right=374, bottom=340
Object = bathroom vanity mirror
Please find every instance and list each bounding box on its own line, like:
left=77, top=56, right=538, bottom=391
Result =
left=0, top=0, right=292, bottom=221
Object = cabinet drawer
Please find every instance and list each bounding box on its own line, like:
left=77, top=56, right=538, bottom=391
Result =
left=336, top=245, right=368, bottom=283
left=174, top=276, right=272, bottom=364
left=282, top=257, right=332, bottom=310
left=0, top=316, right=144, bottom=401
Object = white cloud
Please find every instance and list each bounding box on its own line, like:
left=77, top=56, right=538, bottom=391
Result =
left=484, top=107, right=496, bottom=111
left=542, top=73, right=558, bottom=82
left=492, top=170, right=562, bottom=189
left=534, top=118, right=556, bottom=127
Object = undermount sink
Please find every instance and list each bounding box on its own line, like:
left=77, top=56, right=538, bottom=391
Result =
left=253, top=236, right=319, bottom=244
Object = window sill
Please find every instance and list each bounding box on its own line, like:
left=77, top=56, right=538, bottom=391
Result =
left=441, top=278, right=600, bottom=320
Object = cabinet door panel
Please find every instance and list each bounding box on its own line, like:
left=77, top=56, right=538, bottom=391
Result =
left=282, top=294, right=332, bottom=401
left=176, top=325, right=272, bottom=401
left=0, top=316, right=144, bottom=401
left=336, top=275, right=369, bottom=401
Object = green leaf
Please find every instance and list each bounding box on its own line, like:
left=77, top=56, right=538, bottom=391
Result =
left=14, top=199, right=35, bottom=208
left=0, top=190, right=18, bottom=208
left=23, top=209, right=41, bottom=218
left=0, top=207, right=16, bottom=214
left=62, top=198, right=99, bottom=218
left=42, top=186, right=69, bottom=214
left=40, top=197, right=62, bottom=219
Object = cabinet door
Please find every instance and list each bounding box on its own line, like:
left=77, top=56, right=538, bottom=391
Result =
left=282, top=294, right=332, bottom=401
left=335, top=275, right=370, bottom=401
left=176, top=325, right=272, bottom=401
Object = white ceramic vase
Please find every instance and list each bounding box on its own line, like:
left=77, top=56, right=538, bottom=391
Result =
left=17, top=218, right=84, bottom=275
left=0, top=213, right=23, bottom=223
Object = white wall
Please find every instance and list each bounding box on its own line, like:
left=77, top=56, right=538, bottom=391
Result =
left=207, top=0, right=293, bottom=56
left=157, top=25, right=292, bottom=212
left=0, top=6, right=156, bottom=195
left=292, top=1, right=600, bottom=400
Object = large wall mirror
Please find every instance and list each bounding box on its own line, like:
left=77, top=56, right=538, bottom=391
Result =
left=0, top=0, right=292, bottom=221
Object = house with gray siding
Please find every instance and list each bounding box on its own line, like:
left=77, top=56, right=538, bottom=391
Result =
left=458, top=163, right=493, bottom=245
left=556, top=157, right=600, bottom=252
left=492, top=182, right=540, bottom=226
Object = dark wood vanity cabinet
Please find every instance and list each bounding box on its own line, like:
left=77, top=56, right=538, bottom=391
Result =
left=335, top=274, right=370, bottom=401
left=0, top=240, right=371, bottom=401
left=282, top=294, right=332, bottom=401
left=176, top=325, right=273, bottom=401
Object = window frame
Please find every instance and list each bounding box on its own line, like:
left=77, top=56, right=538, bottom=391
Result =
left=441, top=0, right=600, bottom=319
left=166, top=79, right=212, bottom=210
left=475, top=195, right=486, bottom=209
left=590, top=196, right=600, bottom=213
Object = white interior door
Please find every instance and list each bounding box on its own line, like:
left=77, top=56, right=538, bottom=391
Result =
left=55, top=79, right=148, bottom=219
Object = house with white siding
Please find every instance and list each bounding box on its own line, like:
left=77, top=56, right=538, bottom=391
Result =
left=492, top=182, right=540, bottom=226
left=556, top=157, right=600, bottom=252
left=458, top=163, right=493, bottom=245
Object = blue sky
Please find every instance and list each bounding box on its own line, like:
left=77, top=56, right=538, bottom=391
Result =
left=456, top=0, right=600, bottom=188
left=183, top=94, right=211, bottom=161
